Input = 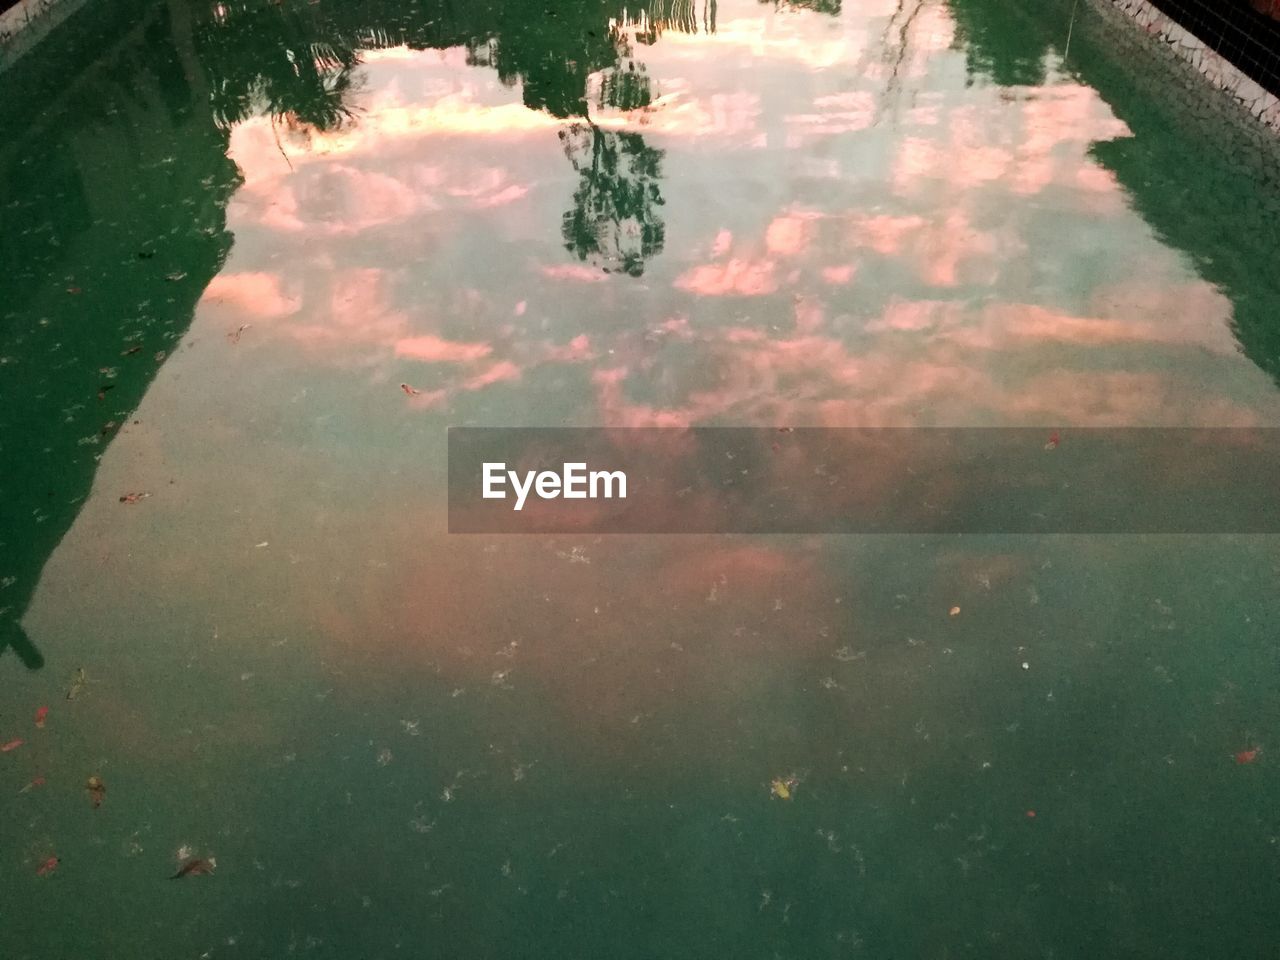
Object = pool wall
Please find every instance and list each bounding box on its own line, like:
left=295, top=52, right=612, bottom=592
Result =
left=1102, top=0, right=1280, bottom=132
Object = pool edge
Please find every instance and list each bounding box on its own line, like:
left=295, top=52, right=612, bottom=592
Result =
left=1095, top=0, right=1280, bottom=134
left=0, top=0, right=93, bottom=72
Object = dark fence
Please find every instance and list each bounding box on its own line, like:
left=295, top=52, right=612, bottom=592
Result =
left=1147, top=0, right=1280, bottom=97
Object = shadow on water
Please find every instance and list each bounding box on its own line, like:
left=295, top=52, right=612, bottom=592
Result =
left=0, top=0, right=238, bottom=670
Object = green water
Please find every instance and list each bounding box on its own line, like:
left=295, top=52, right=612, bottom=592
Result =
left=3, top=0, right=1280, bottom=956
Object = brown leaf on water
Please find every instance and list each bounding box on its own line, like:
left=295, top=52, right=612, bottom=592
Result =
left=170, top=857, right=216, bottom=879
left=66, top=667, right=88, bottom=700
left=87, top=775, right=106, bottom=809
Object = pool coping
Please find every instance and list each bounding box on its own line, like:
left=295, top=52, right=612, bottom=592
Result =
left=0, top=0, right=92, bottom=71
left=1098, top=0, right=1280, bottom=134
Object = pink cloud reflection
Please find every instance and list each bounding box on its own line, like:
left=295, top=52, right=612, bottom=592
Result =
left=395, top=334, right=493, bottom=363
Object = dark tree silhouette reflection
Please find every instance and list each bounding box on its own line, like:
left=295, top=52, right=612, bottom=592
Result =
left=197, top=2, right=361, bottom=131
left=760, top=0, right=841, bottom=14
left=598, top=60, right=654, bottom=112
left=559, top=124, right=666, bottom=277
left=188, top=0, right=727, bottom=276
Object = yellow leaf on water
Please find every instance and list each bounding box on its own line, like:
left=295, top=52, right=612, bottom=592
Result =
left=770, top=775, right=798, bottom=800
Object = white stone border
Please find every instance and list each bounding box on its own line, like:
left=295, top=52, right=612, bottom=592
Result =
left=0, top=0, right=93, bottom=71
left=1103, top=0, right=1280, bottom=133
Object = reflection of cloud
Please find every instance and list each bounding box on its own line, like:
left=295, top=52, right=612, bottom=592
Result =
left=660, top=16, right=866, bottom=69
left=674, top=258, right=778, bottom=296
left=865, top=298, right=961, bottom=333
left=765, top=214, right=813, bottom=256
left=203, top=18, right=1276, bottom=437
left=545, top=334, right=593, bottom=362
left=785, top=91, right=876, bottom=146
left=583, top=293, right=1264, bottom=428
left=230, top=152, right=531, bottom=237
left=395, top=335, right=493, bottom=363
left=889, top=86, right=1132, bottom=203
left=1004, top=371, right=1262, bottom=426
left=867, top=296, right=1239, bottom=355
left=541, top=263, right=609, bottom=283
left=293, top=533, right=838, bottom=734
left=848, top=211, right=1004, bottom=288
left=598, top=86, right=763, bottom=143
left=958, top=304, right=1219, bottom=350
left=463, top=360, right=521, bottom=391
left=200, top=272, right=301, bottom=318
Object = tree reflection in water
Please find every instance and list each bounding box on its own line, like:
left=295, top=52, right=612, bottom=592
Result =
left=559, top=123, right=666, bottom=277
left=191, top=0, right=737, bottom=277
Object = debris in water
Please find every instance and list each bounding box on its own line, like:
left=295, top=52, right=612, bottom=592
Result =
left=770, top=774, right=799, bottom=800
left=170, top=857, right=216, bottom=879
left=1026, top=809, right=1037, bottom=818
left=121, top=346, right=143, bottom=356
left=66, top=667, right=88, bottom=700
left=1, top=739, right=24, bottom=753
left=34, top=706, right=48, bottom=728
left=949, top=606, right=961, bottom=617
left=164, top=271, right=187, bottom=282
left=18, top=776, right=46, bottom=795
left=376, top=747, right=394, bottom=767
left=400, top=383, right=421, bottom=396
left=1044, top=431, right=1060, bottom=450
left=1235, top=747, right=1261, bottom=765
left=36, top=856, right=60, bottom=876
left=119, top=492, right=151, bottom=504
left=87, top=775, right=107, bottom=808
